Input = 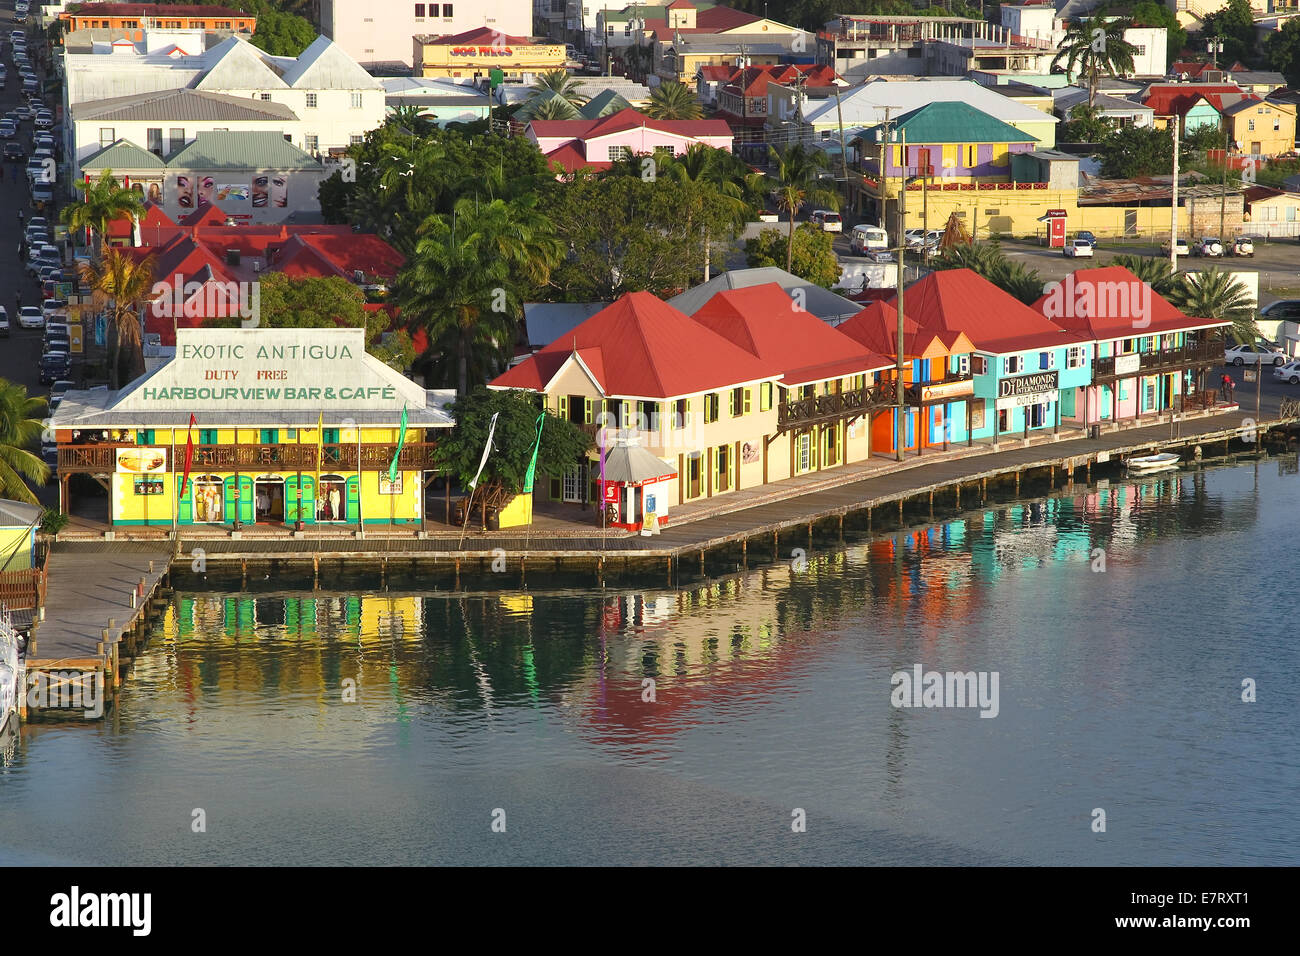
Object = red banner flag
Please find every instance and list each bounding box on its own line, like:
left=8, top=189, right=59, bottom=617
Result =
left=181, top=414, right=197, bottom=500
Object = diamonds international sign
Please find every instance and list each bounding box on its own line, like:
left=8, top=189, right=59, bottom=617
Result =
left=994, top=370, right=1059, bottom=411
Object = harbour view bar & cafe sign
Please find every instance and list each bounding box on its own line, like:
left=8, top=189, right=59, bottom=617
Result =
left=48, top=328, right=456, bottom=528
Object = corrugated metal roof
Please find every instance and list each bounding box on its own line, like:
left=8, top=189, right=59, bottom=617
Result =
left=73, top=86, right=298, bottom=121
left=865, top=100, right=1036, bottom=145
left=668, top=267, right=862, bottom=323
left=81, top=138, right=167, bottom=170
left=0, top=499, right=43, bottom=527
left=165, top=131, right=321, bottom=170
left=805, top=79, right=1058, bottom=129
left=191, top=35, right=287, bottom=90
left=279, top=36, right=382, bottom=90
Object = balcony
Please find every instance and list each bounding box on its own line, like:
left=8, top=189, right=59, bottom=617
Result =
left=1092, top=340, right=1221, bottom=382
left=777, top=385, right=889, bottom=433
left=56, top=442, right=440, bottom=475
left=904, top=371, right=974, bottom=405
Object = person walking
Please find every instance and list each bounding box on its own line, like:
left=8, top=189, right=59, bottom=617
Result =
left=16, top=209, right=23, bottom=226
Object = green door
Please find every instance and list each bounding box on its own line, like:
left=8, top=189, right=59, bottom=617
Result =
left=346, top=475, right=360, bottom=523
left=238, top=475, right=254, bottom=524
left=286, top=475, right=316, bottom=523
left=176, top=475, right=193, bottom=524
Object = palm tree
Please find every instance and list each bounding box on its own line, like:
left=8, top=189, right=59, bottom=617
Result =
left=1110, top=253, right=1179, bottom=297
left=1051, top=8, right=1138, bottom=108
left=0, top=380, right=49, bottom=506
left=930, top=240, right=1044, bottom=304
left=59, top=169, right=145, bottom=256
left=766, top=144, right=838, bottom=273
left=938, top=211, right=971, bottom=248
left=79, top=248, right=157, bottom=389
left=664, top=143, right=764, bottom=280
left=646, top=81, right=702, bottom=120
left=528, top=70, right=588, bottom=110
left=527, top=95, right=582, bottom=121
left=1168, top=267, right=1259, bottom=344
left=393, top=197, right=562, bottom=396
left=387, top=104, right=433, bottom=135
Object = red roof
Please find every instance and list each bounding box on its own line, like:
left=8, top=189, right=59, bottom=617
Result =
left=533, top=107, right=732, bottom=141
left=722, top=64, right=839, bottom=98
left=426, top=26, right=532, bottom=46
left=666, top=0, right=696, bottom=8
left=895, top=269, right=1089, bottom=353
left=1030, top=266, right=1228, bottom=337
left=1141, top=84, right=1250, bottom=117
left=836, top=302, right=974, bottom=360
left=491, top=292, right=778, bottom=398
left=691, top=284, right=891, bottom=385
left=697, top=6, right=762, bottom=30
left=179, top=204, right=228, bottom=228
left=545, top=142, right=611, bottom=174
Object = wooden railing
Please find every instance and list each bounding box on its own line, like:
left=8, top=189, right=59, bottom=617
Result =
left=1093, top=340, right=1221, bottom=381
left=778, top=385, right=889, bottom=432
left=0, top=541, right=48, bottom=612
left=57, top=442, right=439, bottom=474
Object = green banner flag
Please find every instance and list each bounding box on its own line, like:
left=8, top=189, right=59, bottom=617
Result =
left=522, top=413, right=545, bottom=494
left=387, top=404, right=407, bottom=483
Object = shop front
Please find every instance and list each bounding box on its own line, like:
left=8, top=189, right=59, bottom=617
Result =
left=49, top=328, right=455, bottom=528
left=598, top=438, right=676, bottom=533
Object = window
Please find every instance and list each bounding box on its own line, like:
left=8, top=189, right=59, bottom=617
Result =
left=169, top=128, right=185, bottom=152
left=351, top=92, right=363, bottom=109
left=322, top=428, right=340, bottom=444
left=1004, top=355, right=1023, bottom=374
left=971, top=355, right=988, bottom=375
left=1248, top=119, right=1255, bottom=131
left=958, top=354, right=970, bottom=375
left=99, top=127, right=115, bottom=148
left=442, top=3, right=453, bottom=14
left=729, top=387, right=749, bottom=417
left=760, top=382, right=774, bottom=412
left=260, top=93, right=272, bottom=101
left=1066, top=346, right=1085, bottom=369
left=198, top=429, right=218, bottom=445
left=259, top=429, right=279, bottom=444
left=1135, top=45, right=1146, bottom=55
left=414, top=2, right=425, bottom=15
left=672, top=399, right=690, bottom=428
left=306, top=134, right=318, bottom=153
left=147, top=127, right=162, bottom=155
left=638, top=401, right=659, bottom=432
left=306, top=93, right=318, bottom=108
left=350, top=135, right=364, bottom=145
left=136, top=430, right=155, bottom=445
left=284, top=133, right=292, bottom=141
left=703, top=393, right=720, bottom=424
left=1039, top=351, right=1055, bottom=370
left=608, top=145, right=630, bottom=161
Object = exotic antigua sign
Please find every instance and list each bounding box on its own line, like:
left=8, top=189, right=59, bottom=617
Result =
left=995, top=370, right=1059, bottom=410
left=116, top=328, right=428, bottom=412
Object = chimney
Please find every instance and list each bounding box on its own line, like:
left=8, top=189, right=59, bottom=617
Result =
left=225, top=248, right=240, bottom=266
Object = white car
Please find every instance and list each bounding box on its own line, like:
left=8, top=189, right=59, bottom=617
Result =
left=1194, top=237, right=1224, bottom=257
left=1224, top=342, right=1285, bottom=366
left=1063, top=238, right=1094, bottom=258
left=903, top=228, right=926, bottom=248
left=1161, top=237, right=1190, bottom=256
left=17, top=305, right=43, bottom=329
left=809, top=209, right=843, bottom=232
left=849, top=224, right=889, bottom=254
left=1273, top=359, right=1300, bottom=384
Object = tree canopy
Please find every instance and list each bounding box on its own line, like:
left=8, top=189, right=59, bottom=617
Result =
left=744, top=225, right=841, bottom=288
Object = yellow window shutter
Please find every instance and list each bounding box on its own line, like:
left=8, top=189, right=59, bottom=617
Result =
left=744, top=388, right=752, bottom=413
left=559, top=396, right=568, bottom=419
left=942, top=145, right=955, bottom=168
left=584, top=398, right=592, bottom=423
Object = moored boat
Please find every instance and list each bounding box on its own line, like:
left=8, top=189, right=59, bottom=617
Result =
left=1125, top=452, right=1181, bottom=472
left=0, top=615, right=19, bottom=737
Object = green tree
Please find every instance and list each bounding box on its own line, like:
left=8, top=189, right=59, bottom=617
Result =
left=744, top=225, right=841, bottom=288
left=662, top=143, right=765, bottom=281
left=387, top=105, right=434, bottom=136
left=646, top=81, right=703, bottom=120
left=249, top=9, right=316, bottom=57
left=1167, top=267, right=1258, bottom=344
left=79, top=248, right=156, bottom=388
left=1129, top=1, right=1187, bottom=66
left=1097, top=124, right=1174, bottom=178
left=0, top=380, right=49, bottom=506
left=1058, top=103, right=1111, bottom=144
left=766, top=143, right=838, bottom=273
left=1051, top=8, right=1138, bottom=108
left=59, top=169, right=145, bottom=255
left=393, top=197, right=562, bottom=396
left=528, top=70, right=588, bottom=109
left=929, top=240, right=1044, bottom=305
left=1265, top=18, right=1300, bottom=89
left=1201, top=0, right=1256, bottom=68
left=257, top=272, right=368, bottom=329
left=1110, top=254, right=1179, bottom=297
left=526, top=95, right=582, bottom=121
left=434, top=388, right=592, bottom=525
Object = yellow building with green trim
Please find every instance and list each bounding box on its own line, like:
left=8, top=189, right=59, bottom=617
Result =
left=49, top=328, right=454, bottom=529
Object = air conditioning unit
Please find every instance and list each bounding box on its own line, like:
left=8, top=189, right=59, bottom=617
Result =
left=353, top=269, right=365, bottom=282
left=252, top=259, right=262, bottom=273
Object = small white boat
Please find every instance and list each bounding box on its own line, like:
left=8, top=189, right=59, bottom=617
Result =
left=1125, top=452, right=1181, bottom=472
left=0, top=616, right=19, bottom=737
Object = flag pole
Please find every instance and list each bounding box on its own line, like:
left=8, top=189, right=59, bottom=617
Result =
left=357, top=426, right=364, bottom=539
left=170, top=425, right=178, bottom=548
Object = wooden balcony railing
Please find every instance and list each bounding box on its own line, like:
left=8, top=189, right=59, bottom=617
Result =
left=56, top=442, right=439, bottom=475
left=904, top=371, right=974, bottom=405
left=0, top=541, right=48, bottom=612
left=778, top=385, right=889, bottom=433
left=1093, top=340, right=1221, bottom=381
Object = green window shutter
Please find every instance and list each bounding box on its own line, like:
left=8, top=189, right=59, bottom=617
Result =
left=744, top=389, right=752, bottom=414
left=346, top=475, right=360, bottom=520
left=300, top=475, right=315, bottom=524
left=323, top=428, right=339, bottom=444
left=176, top=475, right=192, bottom=523
left=198, top=428, right=217, bottom=444
left=239, top=475, right=254, bottom=523
left=223, top=477, right=237, bottom=524
left=285, top=476, right=299, bottom=522
left=259, top=429, right=278, bottom=444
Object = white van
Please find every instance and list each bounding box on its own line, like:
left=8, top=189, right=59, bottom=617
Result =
left=850, top=224, right=889, bottom=254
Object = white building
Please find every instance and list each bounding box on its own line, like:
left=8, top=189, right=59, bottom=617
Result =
left=318, top=0, right=533, bottom=71
left=62, top=33, right=385, bottom=167
left=998, top=5, right=1167, bottom=78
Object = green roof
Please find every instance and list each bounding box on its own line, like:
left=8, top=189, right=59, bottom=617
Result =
left=81, top=139, right=166, bottom=172
left=580, top=90, right=633, bottom=119
left=868, top=101, right=1038, bottom=145
left=164, top=131, right=322, bottom=171
left=603, top=1, right=717, bottom=24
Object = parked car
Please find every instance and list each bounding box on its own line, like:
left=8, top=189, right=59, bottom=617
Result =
left=0, top=120, right=15, bottom=139
left=39, top=352, right=69, bottom=385
left=44, top=321, right=69, bottom=343
left=0, top=306, right=7, bottom=338
left=48, top=380, right=74, bottom=410
left=31, top=182, right=55, bottom=206
left=862, top=248, right=895, bottom=263
left=849, top=224, right=889, bottom=254
left=42, top=299, right=67, bottom=320
left=809, top=209, right=843, bottom=232
left=12, top=104, right=31, bottom=120
left=1064, top=238, right=1095, bottom=258
left=3, top=141, right=23, bottom=161
left=28, top=216, right=47, bottom=232
left=1224, top=342, right=1285, bottom=366
left=1273, top=359, right=1300, bottom=384
left=1160, top=237, right=1190, bottom=256
left=17, top=305, right=43, bottom=329
left=1194, top=237, right=1224, bottom=257
left=1232, top=236, right=1255, bottom=257
left=903, top=228, right=926, bottom=249
left=33, top=112, right=51, bottom=129
left=1074, top=230, right=1098, bottom=247
left=44, top=331, right=70, bottom=355
left=1259, top=299, right=1300, bottom=325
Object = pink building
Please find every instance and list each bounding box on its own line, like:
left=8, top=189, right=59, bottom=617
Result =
left=527, top=107, right=733, bottom=175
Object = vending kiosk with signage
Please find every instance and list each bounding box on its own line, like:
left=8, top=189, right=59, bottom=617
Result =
left=1040, top=209, right=1068, bottom=249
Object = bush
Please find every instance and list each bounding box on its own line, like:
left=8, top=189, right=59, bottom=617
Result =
left=39, top=508, right=69, bottom=535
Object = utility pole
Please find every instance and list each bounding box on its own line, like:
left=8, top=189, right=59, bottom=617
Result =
left=1219, top=124, right=1228, bottom=243
left=834, top=82, right=851, bottom=216
left=896, top=128, right=907, bottom=463
left=1170, top=118, right=1180, bottom=273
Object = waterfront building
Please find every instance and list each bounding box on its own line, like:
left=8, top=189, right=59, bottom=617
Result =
left=47, top=328, right=453, bottom=528
left=667, top=266, right=864, bottom=327
left=58, top=3, right=256, bottom=33
left=899, top=269, right=1092, bottom=442
left=1033, top=266, right=1229, bottom=427
left=835, top=302, right=976, bottom=455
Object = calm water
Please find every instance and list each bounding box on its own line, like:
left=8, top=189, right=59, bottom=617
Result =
left=2, top=457, right=1298, bottom=866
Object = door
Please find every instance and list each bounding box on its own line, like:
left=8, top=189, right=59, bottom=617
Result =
left=346, top=475, right=360, bottom=523
left=562, top=462, right=583, bottom=502
left=796, top=433, right=811, bottom=473
left=716, top=444, right=730, bottom=492
left=285, top=475, right=315, bottom=524
left=687, top=453, right=702, bottom=498
left=176, top=475, right=192, bottom=524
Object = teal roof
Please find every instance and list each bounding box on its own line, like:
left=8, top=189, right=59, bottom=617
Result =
left=580, top=90, right=633, bottom=119
left=868, top=101, right=1038, bottom=145
left=81, top=139, right=166, bottom=171
left=164, top=131, right=322, bottom=171
left=515, top=89, right=581, bottom=121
